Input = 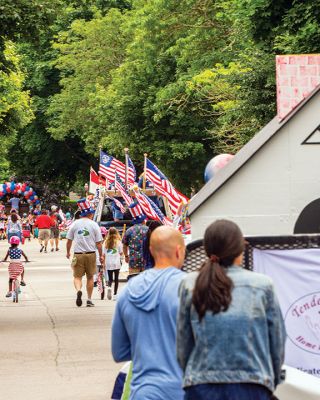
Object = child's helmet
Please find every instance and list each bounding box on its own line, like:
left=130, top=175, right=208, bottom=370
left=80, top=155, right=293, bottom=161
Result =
left=100, top=227, right=108, bottom=236
left=23, top=213, right=27, bottom=217
left=65, top=212, right=71, bottom=219
left=9, top=236, right=20, bottom=245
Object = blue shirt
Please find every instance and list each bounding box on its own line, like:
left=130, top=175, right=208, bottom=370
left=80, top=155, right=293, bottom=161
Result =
left=9, top=197, right=20, bottom=210
left=112, top=267, right=185, bottom=400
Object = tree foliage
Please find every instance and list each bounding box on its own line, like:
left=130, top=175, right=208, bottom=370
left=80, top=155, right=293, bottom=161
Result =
left=1, top=0, right=320, bottom=193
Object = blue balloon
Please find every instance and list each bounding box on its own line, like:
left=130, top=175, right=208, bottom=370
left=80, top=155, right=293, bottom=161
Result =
left=11, top=182, right=15, bottom=191
left=25, top=186, right=30, bottom=191
left=30, top=195, right=34, bottom=200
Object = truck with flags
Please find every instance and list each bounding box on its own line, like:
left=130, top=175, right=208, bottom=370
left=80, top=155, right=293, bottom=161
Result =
left=90, top=149, right=190, bottom=236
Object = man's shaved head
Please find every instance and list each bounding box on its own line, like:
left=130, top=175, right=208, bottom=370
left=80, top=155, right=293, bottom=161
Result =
left=150, top=226, right=185, bottom=268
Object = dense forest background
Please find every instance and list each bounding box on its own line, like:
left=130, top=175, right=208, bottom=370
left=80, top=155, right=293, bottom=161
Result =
left=1, top=0, right=319, bottom=195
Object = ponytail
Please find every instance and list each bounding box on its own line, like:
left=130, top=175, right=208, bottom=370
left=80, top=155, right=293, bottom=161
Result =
left=192, top=258, right=233, bottom=321
left=192, top=220, right=245, bottom=321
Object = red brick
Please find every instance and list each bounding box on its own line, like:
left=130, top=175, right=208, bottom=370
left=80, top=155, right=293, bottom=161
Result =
left=311, top=77, right=320, bottom=86
left=291, top=76, right=309, bottom=86
left=276, top=56, right=289, bottom=65
left=308, top=55, right=320, bottom=65
left=300, top=65, right=318, bottom=76
left=289, top=55, right=308, bottom=65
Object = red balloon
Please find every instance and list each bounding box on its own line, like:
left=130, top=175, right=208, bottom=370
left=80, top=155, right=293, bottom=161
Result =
left=6, top=188, right=11, bottom=193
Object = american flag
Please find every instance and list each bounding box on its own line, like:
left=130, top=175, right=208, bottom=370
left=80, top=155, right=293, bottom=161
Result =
left=127, top=155, right=137, bottom=183
left=145, top=158, right=189, bottom=215
left=106, top=195, right=126, bottom=214
left=99, top=150, right=135, bottom=183
left=115, top=173, right=143, bottom=218
left=133, top=188, right=172, bottom=225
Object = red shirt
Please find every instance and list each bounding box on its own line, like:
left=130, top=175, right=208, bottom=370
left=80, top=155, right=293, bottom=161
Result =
left=35, top=215, right=54, bottom=229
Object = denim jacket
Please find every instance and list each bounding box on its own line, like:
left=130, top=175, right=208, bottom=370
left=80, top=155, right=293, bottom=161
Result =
left=177, top=266, right=286, bottom=392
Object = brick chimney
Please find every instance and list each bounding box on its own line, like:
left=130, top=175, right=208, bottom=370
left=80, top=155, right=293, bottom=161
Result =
left=276, top=55, right=320, bottom=120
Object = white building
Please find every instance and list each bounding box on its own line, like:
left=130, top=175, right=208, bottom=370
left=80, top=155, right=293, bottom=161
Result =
left=189, top=86, right=320, bottom=239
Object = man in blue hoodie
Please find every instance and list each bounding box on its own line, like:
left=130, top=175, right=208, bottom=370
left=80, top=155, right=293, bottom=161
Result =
left=112, top=226, right=186, bottom=400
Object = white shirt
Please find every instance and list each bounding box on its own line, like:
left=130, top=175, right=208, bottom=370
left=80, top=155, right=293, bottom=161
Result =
left=104, top=241, right=123, bottom=270
left=66, top=218, right=102, bottom=253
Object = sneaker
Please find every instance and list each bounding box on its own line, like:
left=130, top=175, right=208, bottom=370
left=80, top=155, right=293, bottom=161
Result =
left=51, top=248, right=54, bottom=252
left=107, top=288, right=112, bottom=300
left=5, top=292, right=12, bottom=298
left=93, top=281, right=97, bottom=288
left=76, top=290, right=82, bottom=307
left=86, top=300, right=95, bottom=307
left=113, top=294, right=118, bottom=301
left=20, top=281, right=26, bottom=286
left=40, top=245, right=44, bottom=253
left=56, top=248, right=59, bottom=251
left=44, top=247, right=47, bottom=253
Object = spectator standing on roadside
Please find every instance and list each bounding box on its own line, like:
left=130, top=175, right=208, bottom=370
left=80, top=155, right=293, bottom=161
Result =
left=66, top=199, right=103, bottom=308
left=122, top=215, right=148, bottom=275
left=112, top=226, right=186, bottom=400
left=177, top=220, right=286, bottom=400
left=34, top=209, right=54, bottom=253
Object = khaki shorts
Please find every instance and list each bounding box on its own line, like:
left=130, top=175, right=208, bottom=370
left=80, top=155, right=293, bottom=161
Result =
left=71, top=253, right=96, bottom=279
left=50, top=227, right=60, bottom=239
left=38, top=229, right=50, bottom=241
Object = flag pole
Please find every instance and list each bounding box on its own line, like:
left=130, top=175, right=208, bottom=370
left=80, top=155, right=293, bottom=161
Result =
left=124, top=148, right=129, bottom=190
left=143, top=153, right=147, bottom=191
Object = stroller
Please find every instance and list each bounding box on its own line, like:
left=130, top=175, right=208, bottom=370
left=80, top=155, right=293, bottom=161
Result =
left=22, top=222, right=31, bottom=241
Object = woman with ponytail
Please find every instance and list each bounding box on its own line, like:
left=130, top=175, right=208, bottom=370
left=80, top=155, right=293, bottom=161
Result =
left=177, top=220, right=286, bottom=400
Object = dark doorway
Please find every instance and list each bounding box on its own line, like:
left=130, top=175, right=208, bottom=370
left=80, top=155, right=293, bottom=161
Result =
left=294, top=198, right=320, bottom=234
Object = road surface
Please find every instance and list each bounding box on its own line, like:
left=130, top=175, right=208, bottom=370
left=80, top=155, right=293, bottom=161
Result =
left=0, top=238, right=123, bottom=400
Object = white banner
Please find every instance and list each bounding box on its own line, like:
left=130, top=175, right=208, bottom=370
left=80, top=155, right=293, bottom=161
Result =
left=253, top=248, right=320, bottom=378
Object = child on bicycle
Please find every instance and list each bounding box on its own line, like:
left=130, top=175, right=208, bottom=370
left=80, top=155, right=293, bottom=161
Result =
left=3, top=236, right=29, bottom=297
left=104, top=227, right=123, bottom=301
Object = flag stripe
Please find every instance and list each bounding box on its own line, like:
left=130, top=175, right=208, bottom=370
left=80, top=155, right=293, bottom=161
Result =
left=145, top=159, right=188, bottom=215
left=115, top=173, right=142, bottom=218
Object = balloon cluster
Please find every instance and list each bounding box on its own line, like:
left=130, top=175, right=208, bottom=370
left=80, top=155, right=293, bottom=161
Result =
left=0, top=182, right=40, bottom=204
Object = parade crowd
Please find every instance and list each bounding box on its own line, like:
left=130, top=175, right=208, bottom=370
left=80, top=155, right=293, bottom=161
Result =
left=64, top=199, right=285, bottom=400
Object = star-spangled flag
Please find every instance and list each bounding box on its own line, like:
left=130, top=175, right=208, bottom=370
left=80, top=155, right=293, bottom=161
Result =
left=127, top=155, right=137, bottom=183
left=106, top=195, right=126, bottom=214
left=133, top=188, right=172, bottom=225
left=145, top=158, right=189, bottom=215
left=115, top=173, right=142, bottom=218
left=99, top=150, right=135, bottom=183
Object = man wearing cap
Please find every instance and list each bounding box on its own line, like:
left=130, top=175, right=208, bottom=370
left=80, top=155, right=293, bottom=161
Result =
left=122, top=214, right=148, bottom=275
left=66, top=199, right=103, bottom=307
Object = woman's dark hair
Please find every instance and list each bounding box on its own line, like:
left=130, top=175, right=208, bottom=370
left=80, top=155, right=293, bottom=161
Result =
left=11, top=214, right=18, bottom=223
left=192, top=219, right=245, bottom=321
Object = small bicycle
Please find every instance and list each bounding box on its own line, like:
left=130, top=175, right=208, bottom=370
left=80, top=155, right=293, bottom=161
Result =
left=97, top=265, right=105, bottom=300
left=2, top=260, right=30, bottom=303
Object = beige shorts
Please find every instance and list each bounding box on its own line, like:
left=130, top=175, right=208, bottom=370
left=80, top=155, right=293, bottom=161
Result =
left=72, top=253, right=96, bottom=279
left=38, top=229, right=50, bottom=241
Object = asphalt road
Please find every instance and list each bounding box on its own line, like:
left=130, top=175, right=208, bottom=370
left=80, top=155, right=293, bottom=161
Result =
left=0, top=238, right=122, bottom=400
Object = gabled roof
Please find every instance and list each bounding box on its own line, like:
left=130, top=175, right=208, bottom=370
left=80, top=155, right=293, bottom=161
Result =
left=189, top=85, right=320, bottom=216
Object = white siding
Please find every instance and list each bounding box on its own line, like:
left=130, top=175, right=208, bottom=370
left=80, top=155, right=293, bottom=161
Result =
left=191, top=91, right=320, bottom=238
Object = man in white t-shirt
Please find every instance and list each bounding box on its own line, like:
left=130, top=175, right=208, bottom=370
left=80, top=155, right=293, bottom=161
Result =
left=66, top=199, right=103, bottom=307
